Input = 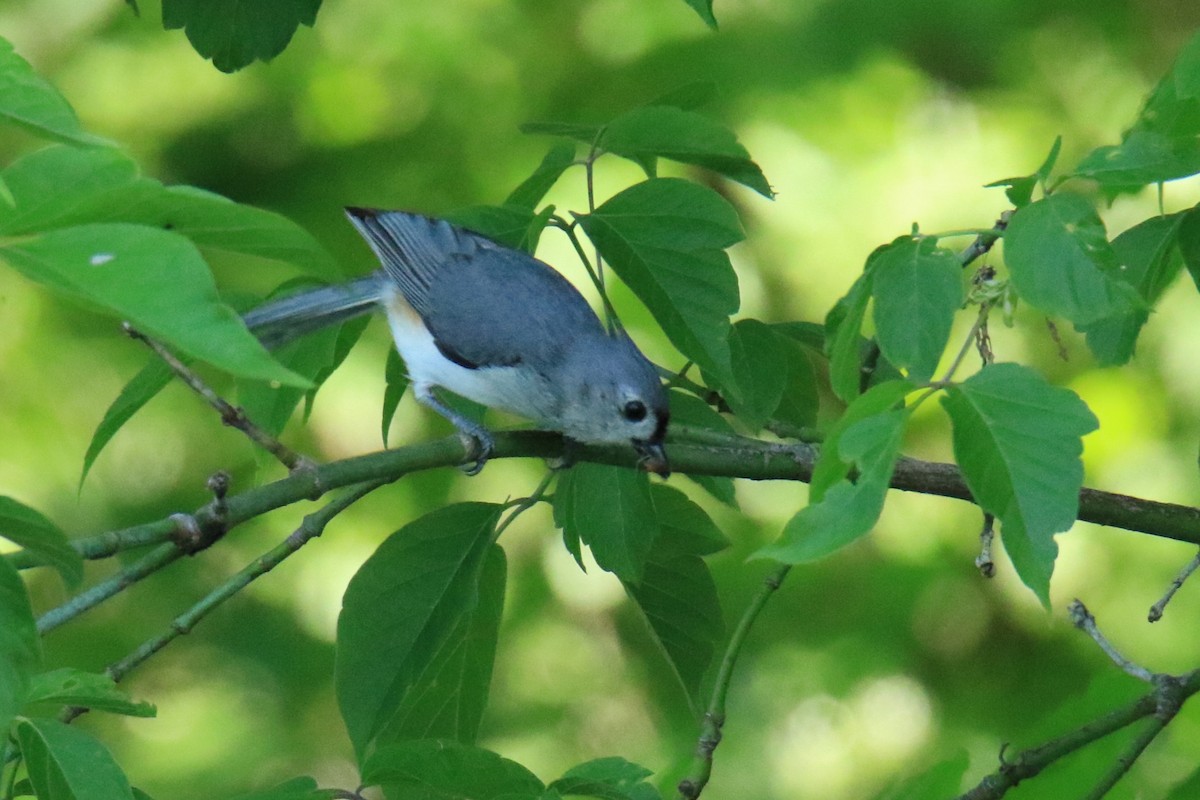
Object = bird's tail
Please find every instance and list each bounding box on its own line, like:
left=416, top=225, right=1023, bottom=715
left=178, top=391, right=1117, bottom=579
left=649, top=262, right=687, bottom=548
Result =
left=242, top=273, right=384, bottom=348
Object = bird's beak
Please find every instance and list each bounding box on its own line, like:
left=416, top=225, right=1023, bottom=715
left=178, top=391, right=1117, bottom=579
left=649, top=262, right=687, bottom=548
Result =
left=633, top=439, right=670, bottom=478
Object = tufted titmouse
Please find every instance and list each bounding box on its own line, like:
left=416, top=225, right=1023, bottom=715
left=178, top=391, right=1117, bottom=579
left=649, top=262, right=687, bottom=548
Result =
left=243, top=208, right=670, bottom=475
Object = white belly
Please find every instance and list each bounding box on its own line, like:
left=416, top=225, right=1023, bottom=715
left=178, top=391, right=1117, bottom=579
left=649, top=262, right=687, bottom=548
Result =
left=382, top=285, right=556, bottom=423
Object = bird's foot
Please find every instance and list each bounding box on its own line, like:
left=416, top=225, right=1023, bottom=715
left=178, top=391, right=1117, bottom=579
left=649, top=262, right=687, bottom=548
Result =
left=458, top=428, right=494, bottom=476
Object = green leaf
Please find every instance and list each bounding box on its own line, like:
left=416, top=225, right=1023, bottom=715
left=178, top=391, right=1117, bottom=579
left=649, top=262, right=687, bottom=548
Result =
left=869, top=236, right=963, bottom=382
left=382, top=347, right=409, bottom=446
left=1002, top=194, right=1140, bottom=325
left=986, top=137, right=1062, bottom=207
left=161, top=0, right=322, bottom=73
left=1080, top=213, right=1184, bottom=365
left=0, top=223, right=310, bottom=387
left=601, top=107, right=770, bottom=197
left=625, top=487, right=724, bottom=702
left=553, top=463, right=660, bottom=583
left=679, top=0, right=717, bottom=28
left=758, top=404, right=910, bottom=564
left=335, top=503, right=501, bottom=762
left=772, top=336, right=820, bottom=431
left=0, top=496, right=82, bottom=588
left=448, top=204, right=551, bottom=254
left=24, top=668, right=155, bottom=717
left=578, top=178, right=742, bottom=393
left=81, top=359, right=173, bottom=487
left=647, top=82, right=717, bottom=111
left=372, top=546, right=505, bottom=747
left=713, top=319, right=788, bottom=431
left=15, top=717, right=135, bottom=800
left=360, top=740, right=544, bottom=799
left=941, top=364, right=1098, bottom=605
left=666, top=390, right=738, bottom=507
left=1165, top=766, right=1200, bottom=800
left=1073, top=129, right=1200, bottom=187
left=230, top=777, right=339, bottom=800
left=519, top=121, right=604, bottom=144
left=548, top=757, right=661, bottom=800
left=0, top=557, right=40, bottom=735
left=505, top=143, right=576, bottom=210
left=0, top=38, right=109, bottom=146
left=873, top=750, right=969, bottom=800
left=825, top=273, right=872, bottom=402
left=1175, top=206, right=1200, bottom=292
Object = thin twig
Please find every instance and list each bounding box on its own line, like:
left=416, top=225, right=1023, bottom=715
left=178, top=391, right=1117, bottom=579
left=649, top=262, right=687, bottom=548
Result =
left=492, top=471, right=555, bottom=543
left=1148, top=547, right=1200, bottom=622
left=1068, top=599, right=1155, bottom=683
left=957, top=211, right=1012, bottom=267
left=976, top=513, right=995, bottom=577
left=60, top=480, right=385, bottom=724
left=123, top=323, right=312, bottom=472
left=1078, top=715, right=1170, bottom=800
left=677, top=563, right=791, bottom=800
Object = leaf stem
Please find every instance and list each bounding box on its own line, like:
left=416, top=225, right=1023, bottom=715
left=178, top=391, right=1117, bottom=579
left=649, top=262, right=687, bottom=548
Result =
left=493, top=471, right=556, bottom=542
left=1148, top=546, right=1200, bottom=622
left=677, top=563, right=791, bottom=800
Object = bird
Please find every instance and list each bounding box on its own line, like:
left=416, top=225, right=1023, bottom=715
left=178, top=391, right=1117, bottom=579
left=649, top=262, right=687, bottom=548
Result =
left=242, top=208, right=670, bottom=476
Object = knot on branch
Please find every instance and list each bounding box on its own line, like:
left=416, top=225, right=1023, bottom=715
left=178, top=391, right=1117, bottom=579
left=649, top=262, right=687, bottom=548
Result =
left=168, top=512, right=226, bottom=556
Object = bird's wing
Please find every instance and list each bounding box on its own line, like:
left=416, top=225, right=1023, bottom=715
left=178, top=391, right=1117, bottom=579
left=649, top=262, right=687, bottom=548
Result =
left=347, top=208, right=604, bottom=370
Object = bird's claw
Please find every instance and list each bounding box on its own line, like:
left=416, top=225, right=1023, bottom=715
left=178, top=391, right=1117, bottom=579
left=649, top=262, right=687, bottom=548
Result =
left=459, top=430, right=494, bottom=476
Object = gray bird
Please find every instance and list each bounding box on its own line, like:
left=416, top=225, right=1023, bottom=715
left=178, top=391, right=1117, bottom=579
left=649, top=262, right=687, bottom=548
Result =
left=243, top=208, right=670, bottom=475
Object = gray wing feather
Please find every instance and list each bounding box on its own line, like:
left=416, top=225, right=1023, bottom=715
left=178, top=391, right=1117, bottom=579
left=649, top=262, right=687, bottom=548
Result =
left=346, top=208, right=604, bottom=370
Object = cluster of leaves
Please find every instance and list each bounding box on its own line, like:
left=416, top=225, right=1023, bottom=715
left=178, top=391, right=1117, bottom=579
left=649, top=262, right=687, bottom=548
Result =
left=7, top=19, right=1200, bottom=800
left=131, top=0, right=718, bottom=73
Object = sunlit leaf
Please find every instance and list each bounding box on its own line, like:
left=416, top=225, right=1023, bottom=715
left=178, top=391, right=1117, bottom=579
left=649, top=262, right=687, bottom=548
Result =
left=0, top=496, right=82, bottom=588
left=869, top=236, right=963, bottom=383
left=24, top=668, right=156, bottom=717
left=941, top=363, right=1098, bottom=605
left=161, top=0, right=322, bottom=73
left=548, top=757, right=661, bottom=800
left=1003, top=194, right=1140, bottom=325
left=679, top=0, right=717, bottom=28
left=15, top=717, right=135, bottom=800
left=825, top=272, right=872, bottom=402
left=81, top=359, right=172, bottom=487
left=0, top=223, right=310, bottom=387
left=0, top=37, right=109, bottom=145
left=335, top=503, right=501, bottom=762
left=601, top=106, right=770, bottom=197
left=578, top=178, right=742, bottom=393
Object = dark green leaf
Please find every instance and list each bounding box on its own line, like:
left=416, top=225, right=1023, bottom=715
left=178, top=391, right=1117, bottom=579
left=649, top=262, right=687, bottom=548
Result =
left=1002, top=194, right=1140, bottom=325
left=1175, top=206, right=1200, bottom=292
left=666, top=390, right=738, bottom=507
left=772, top=320, right=826, bottom=352
left=647, top=82, right=717, bottom=111
left=505, top=143, right=576, bottom=210
left=335, top=503, right=501, bottom=762
left=448, top=203, right=550, bottom=254
left=15, top=717, right=134, bottom=800
left=553, top=463, right=659, bottom=583
left=873, top=750, right=969, bottom=800
left=373, top=546, right=505, bottom=747
left=0, top=496, right=82, bottom=588
left=1081, top=213, right=1184, bottom=365
left=870, top=236, right=963, bottom=382
left=772, top=337, right=820, bottom=431
left=519, top=121, right=604, bottom=144
left=941, top=363, right=1098, bottom=606
left=230, top=777, right=339, bottom=800
left=758, top=398, right=910, bottom=564
left=548, top=757, right=661, bottom=800
left=161, top=0, right=321, bottom=73
left=0, top=223, right=310, bottom=387
left=0, top=38, right=109, bottom=145
left=24, top=668, right=155, bottom=717
left=679, top=0, right=717, bottom=28
left=825, top=273, right=872, bottom=402
left=717, top=319, right=788, bottom=430
left=1074, top=129, right=1200, bottom=187
left=578, top=178, right=742, bottom=393
left=0, top=557, right=40, bottom=735
left=81, top=359, right=173, bottom=487
left=1165, top=766, right=1200, bottom=800
left=986, top=136, right=1062, bottom=207
left=625, top=487, right=724, bottom=701
left=601, top=106, right=770, bottom=197
left=361, top=740, right=544, bottom=799
left=382, top=347, right=409, bottom=446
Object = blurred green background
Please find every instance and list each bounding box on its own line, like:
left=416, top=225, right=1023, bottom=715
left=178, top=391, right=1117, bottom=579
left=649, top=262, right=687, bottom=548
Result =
left=4, top=1, right=1200, bottom=798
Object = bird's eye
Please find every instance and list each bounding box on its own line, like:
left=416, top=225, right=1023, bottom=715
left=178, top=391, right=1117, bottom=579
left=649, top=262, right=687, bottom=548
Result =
left=622, top=400, right=647, bottom=422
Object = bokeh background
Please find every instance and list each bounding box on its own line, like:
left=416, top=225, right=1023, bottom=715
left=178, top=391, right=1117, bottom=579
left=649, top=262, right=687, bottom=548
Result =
left=3, top=1, right=1200, bottom=798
